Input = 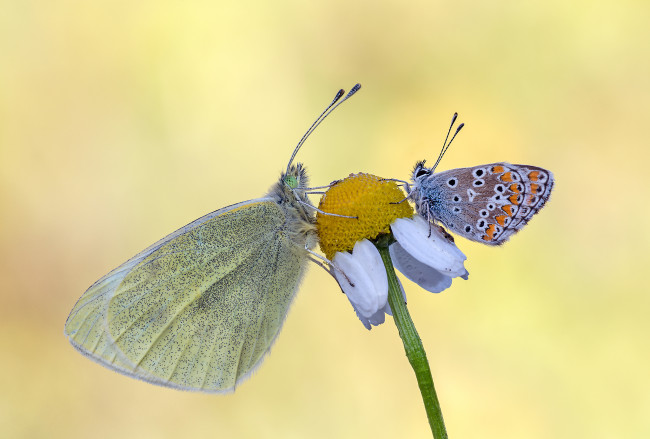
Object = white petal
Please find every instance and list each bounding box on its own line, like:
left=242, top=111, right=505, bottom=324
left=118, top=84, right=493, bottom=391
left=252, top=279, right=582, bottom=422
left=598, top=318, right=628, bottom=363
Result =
left=390, top=242, right=453, bottom=293
left=364, top=308, right=387, bottom=327
left=351, top=305, right=373, bottom=330
left=332, top=240, right=388, bottom=325
left=391, top=216, right=468, bottom=277
left=350, top=240, right=389, bottom=306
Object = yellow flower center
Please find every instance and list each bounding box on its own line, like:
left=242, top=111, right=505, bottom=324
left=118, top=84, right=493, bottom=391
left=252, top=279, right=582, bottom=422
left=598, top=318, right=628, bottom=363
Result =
left=316, top=173, right=414, bottom=259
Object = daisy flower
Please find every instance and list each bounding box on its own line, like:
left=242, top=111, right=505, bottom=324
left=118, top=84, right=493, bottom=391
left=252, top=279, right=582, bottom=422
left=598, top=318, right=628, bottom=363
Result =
left=316, top=173, right=468, bottom=329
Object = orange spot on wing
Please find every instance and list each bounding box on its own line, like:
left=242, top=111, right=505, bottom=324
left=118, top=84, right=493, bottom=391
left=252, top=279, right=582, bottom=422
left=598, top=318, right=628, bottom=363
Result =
left=482, top=234, right=493, bottom=242
left=509, top=183, right=521, bottom=193
left=495, top=215, right=507, bottom=226
left=492, top=165, right=505, bottom=173
left=485, top=223, right=497, bottom=236
left=528, top=170, right=540, bottom=181
left=500, top=172, right=513, bottom=182
left=508, top=194, right=520, bottom=205
left=502, top=204, right=514, bottom=216
left=530, top=183, right=539, bottom=193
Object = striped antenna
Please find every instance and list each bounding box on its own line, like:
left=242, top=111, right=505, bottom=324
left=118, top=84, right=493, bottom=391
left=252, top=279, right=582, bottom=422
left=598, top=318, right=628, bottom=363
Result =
left=286, top=84, right=361, bottom=174
left=430, top=112, right=464, bottom=172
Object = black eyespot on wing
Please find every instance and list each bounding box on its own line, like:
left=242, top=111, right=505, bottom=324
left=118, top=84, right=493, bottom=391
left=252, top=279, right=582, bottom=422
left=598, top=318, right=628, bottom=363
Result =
left=447, top=178, right=458, bottom=188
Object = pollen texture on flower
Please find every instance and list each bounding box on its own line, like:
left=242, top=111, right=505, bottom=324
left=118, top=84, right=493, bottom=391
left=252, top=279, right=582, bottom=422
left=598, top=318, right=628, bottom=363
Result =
left=316, top=173, right=414, bottom=259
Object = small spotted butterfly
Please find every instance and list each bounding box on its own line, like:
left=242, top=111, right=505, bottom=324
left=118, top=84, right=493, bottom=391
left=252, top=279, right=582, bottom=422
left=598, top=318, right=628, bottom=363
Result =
left=408, top=114, right=554, bottom=245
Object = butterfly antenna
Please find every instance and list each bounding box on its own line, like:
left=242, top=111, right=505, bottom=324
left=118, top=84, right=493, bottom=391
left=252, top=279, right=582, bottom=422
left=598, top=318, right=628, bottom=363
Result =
left=286, top=83, right=362, bottom=174
left=430, top=112, right=464, bottom=172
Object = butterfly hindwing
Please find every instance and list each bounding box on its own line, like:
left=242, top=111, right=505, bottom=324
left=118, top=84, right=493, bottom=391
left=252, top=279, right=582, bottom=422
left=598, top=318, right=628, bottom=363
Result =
left=413, top=162, right=554, bottom=245
left=65, top=199, right=309, bottom=393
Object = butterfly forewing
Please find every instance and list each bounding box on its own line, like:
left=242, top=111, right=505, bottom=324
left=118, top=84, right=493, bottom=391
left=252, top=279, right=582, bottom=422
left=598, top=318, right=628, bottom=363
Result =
left=414, top=162, right=553, bottom=245
left=66, top=199, right=309, bottom=392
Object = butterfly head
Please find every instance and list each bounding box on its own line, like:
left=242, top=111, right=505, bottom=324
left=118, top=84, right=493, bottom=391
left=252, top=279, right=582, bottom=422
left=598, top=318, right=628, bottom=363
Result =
left=412, top=160, right=432, bottom=180
left=408, top=160, right=432, bottom=199
left=274, top=162, right=310, bottom=206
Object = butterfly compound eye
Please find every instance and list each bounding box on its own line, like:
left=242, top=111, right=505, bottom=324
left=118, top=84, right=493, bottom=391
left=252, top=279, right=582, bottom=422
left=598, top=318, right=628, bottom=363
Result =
left=284, top=175, right=299, bottom=189
left=413, top=161, right=430, bottom=178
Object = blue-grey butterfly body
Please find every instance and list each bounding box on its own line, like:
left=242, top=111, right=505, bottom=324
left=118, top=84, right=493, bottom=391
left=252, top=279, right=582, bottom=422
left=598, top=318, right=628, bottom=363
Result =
left=410, top=161, right=554, bottom=245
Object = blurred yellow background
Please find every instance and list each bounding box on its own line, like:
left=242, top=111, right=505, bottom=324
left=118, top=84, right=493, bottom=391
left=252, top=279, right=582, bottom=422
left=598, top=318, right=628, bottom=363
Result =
left=2, top=0, right=649, bottom=437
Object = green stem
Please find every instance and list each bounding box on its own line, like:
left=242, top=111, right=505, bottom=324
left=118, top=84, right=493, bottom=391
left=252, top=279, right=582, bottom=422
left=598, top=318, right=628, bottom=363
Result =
left=376, top=242, right=448, bottom=439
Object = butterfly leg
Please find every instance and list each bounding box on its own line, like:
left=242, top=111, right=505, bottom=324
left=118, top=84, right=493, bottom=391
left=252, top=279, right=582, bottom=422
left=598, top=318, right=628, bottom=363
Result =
left=297, top=199, right=358, bottom=219
left=423, top=207, right=454, bottom=242
left=435, top=224, right=455, bottom=243
left=390, top=196, right=410, bottom=205
left=380, top=177, right=411, bottom=194
left=305, top=246, right=355, bottom=287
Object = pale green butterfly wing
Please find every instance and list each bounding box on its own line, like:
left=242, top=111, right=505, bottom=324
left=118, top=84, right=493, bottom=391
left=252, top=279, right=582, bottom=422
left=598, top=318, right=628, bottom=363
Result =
left=63, top=263, right=142, bottom=375
left=64, top=198, right=309, bottom=392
